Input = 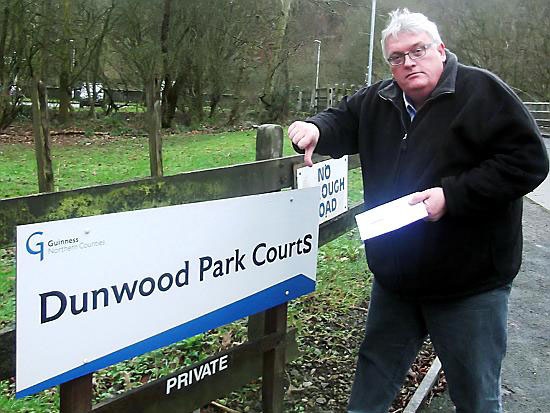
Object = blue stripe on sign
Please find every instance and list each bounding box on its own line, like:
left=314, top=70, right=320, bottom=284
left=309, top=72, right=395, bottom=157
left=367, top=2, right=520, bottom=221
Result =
left=16, top=274, right=315, bottom=399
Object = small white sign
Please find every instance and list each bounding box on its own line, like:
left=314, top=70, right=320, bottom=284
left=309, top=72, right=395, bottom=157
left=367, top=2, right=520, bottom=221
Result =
left=355, top=194, right=428, bottom=240
left=296, top=156, right=348, bottom=224
left=16, top=188, right=320, bottom=398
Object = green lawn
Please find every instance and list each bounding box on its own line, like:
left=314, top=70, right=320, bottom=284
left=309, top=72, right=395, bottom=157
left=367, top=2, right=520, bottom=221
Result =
left=0, top=129, right=300, bottom=198
left=0, top=126, right=368, bottom=412
left=0, top=251, right=15, bottom=329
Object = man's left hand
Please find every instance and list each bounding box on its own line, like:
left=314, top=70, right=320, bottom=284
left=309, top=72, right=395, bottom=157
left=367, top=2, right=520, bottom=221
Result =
left=409, top=187, right=447, bottom=222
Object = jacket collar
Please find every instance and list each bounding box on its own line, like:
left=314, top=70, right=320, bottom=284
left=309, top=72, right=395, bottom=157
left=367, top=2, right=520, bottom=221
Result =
left=378, top=50, right=458, bottom=103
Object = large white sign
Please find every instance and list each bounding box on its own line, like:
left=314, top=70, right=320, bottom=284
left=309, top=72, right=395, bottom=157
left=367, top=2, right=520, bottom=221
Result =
left=296, top=156, right=348, bottom=224
left=16, top=188, right=320, bottom=398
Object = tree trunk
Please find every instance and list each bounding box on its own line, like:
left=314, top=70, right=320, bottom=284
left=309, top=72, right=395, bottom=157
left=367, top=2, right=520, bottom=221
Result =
left=88, top=79, right=97, bottom=119
left=227, top=65, right=246, bottom=126
left=87, top=2, right=114, bottom=119
left=104, top=89, right=117, bottom=116
left=191, top=71, right=204, bottom=123
left=58, top=0, right=73, bottom=124
left=159, top=0, right=173, bottom=128
left=0, top=6, right=16, bottom=131
left=31, top=79, right=54, bottom=193
left=209, top=92, right=221, bottom=119
left=145, top=77, right=163, bottom=177
left=259, top=0, right=293, bottom=123
left=162, top=75, right=183, bottom=128
left=0, top=5, right=8, bottom=84
left=85, top=77, right=95, bottom=118
left=208, top=66, right=223, bottom=119
left=58, top=71, right=71, bottom=123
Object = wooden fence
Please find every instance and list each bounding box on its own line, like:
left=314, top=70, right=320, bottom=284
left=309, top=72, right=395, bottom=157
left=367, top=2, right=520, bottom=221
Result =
left=292, top=84, right=361, bottom=114
left=21, top=84, right=550, bottom=134
left=0, top=124, right=363, bottom=413
left=525, top=102, right=550, bottom=133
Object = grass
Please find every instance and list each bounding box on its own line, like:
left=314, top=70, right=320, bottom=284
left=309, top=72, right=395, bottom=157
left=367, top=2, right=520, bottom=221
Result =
left=0, top=382, right=58, bottom=413
left=0, top=123, right=369, bottom=412
left=0, top=129, right=298, bottom=198
left=0, top=254, right=15, bottom=330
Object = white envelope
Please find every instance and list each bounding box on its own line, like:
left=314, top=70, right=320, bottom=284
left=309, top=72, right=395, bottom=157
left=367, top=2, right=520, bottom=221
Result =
left=355, top=194, right=428, bottom=240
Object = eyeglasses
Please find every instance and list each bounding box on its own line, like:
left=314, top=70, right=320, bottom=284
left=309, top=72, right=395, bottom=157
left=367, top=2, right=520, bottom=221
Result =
left=387, top=43, right=434, bottom=66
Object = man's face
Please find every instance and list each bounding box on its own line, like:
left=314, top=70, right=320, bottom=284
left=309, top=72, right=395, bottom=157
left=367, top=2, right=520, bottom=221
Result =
left=385, top=31, right=446, bottom=106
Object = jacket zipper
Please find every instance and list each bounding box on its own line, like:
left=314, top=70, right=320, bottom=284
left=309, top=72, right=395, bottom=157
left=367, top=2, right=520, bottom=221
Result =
left=380, top=94, right=409, bottom=186
left=377, top=89, right=453, bottom=281
left=375, top=95, right=413, bottom=282
left=380, top=90, right=454, bottom=186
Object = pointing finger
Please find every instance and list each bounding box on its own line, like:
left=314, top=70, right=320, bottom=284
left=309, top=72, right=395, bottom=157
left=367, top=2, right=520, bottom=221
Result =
left=304, top=146, right=314, bottom=167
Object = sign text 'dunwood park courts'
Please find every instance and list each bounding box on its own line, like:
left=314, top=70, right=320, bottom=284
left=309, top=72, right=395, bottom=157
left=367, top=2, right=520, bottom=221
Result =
left=16, top=188, right=320, bottom=398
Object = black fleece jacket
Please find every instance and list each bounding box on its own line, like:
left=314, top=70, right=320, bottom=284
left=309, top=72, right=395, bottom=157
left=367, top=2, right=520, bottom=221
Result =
left=307, top=51, right=549, bottom=300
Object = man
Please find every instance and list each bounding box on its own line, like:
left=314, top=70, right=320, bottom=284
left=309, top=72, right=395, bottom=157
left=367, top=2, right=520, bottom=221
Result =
left=289, top=8, right=549, bottom=413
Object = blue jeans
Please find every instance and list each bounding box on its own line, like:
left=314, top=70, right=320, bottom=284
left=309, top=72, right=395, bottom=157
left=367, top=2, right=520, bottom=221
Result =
left=348, top=280, right=511, bottom=413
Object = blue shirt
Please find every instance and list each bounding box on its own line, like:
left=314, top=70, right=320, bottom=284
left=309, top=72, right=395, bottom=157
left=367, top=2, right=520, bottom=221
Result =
left=403, top=93, right=416, bottom=121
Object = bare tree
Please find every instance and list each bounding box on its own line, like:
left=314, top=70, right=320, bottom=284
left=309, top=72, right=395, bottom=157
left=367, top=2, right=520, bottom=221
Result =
left=80, top=0, right=116, bottom=118
left=259, top=0, right=294, bottom=123
left=0, top=0, right=28, bottom=130
left=427, top=0, right=549, bottom=100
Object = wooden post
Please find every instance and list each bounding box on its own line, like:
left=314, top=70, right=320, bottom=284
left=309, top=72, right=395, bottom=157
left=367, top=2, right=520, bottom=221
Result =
left=262, top=304, right=288, bottom=413
left=248, top=124, right=284, bottom=339
left=30, top=79, right=54, bottom=193
left=255, top=124, right=284, bottom=161
left=315, top=87, right=328, bottom=113
left=337, top=83, right=344, bottom=103
left=60, top=374, right=93, bottom=413
left=309, top=88, right=316, bottom=114
left=248, top=124, right=287, bottom=413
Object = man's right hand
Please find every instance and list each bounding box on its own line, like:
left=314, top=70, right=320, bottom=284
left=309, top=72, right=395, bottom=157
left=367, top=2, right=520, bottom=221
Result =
left=288, top=121, right=319, bottom=167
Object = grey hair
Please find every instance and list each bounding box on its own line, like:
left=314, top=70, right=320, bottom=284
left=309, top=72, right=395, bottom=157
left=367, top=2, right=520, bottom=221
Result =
left=381, top=9, right=443, bottom=59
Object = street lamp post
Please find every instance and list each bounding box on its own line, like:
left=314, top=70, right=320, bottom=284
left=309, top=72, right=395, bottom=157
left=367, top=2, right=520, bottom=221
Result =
left=367, top=0, right=376, bottom=86
left=310, top=39, right=322, bottom=111
left=314, top=39, right=321, bottom=92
